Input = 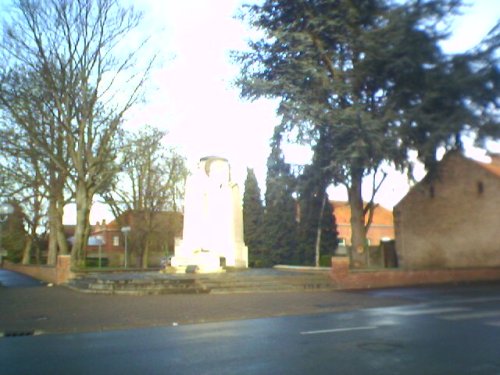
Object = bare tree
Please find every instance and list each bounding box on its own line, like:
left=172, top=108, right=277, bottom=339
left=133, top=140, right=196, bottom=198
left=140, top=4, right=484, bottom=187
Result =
left=0, top=0, right=156, bottom=265
left=1, top=67, right=74, bottom=265
left=103, top=126, right=187, bottom=268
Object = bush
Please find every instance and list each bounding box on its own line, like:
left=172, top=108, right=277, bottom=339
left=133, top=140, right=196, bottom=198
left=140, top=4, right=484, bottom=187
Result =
left=319, top=254, right=332, bottom=267
left=85, top=257, right=109, bottom=267
left=250, top=258, right=273, bottom=268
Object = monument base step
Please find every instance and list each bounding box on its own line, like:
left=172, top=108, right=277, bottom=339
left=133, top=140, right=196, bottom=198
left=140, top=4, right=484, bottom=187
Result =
left=65, top=269, right=336, bottom=295
left=164, top=265, right=227, bottom=274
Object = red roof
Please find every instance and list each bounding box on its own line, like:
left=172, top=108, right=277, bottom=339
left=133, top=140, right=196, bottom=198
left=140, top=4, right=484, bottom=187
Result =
left=477, top=155, right=500, bottom=178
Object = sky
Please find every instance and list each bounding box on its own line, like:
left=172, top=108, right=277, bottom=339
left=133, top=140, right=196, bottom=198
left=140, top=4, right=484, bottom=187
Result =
left=13, top=0, right=495, bottom=224
left=123, top=0, right=499, bottom=206
left=123, top=0, right=278, bottom=184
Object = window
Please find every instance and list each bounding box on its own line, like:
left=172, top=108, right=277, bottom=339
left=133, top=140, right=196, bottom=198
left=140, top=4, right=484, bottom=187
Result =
left=113, top=236, right=119, bottom=247
left=477, top=181, right=484, bottom=195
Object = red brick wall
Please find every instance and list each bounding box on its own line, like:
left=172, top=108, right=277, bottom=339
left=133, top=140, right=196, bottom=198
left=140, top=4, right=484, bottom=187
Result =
left=331, top=256, right=500, bottom=289
left=3, top=255, right=74, bottom=285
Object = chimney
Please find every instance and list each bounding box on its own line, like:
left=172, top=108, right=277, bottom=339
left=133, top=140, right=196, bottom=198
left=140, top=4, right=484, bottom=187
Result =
left=93, top=221, right=99, bottom=233
left=488, top=152, right=500, bottom=165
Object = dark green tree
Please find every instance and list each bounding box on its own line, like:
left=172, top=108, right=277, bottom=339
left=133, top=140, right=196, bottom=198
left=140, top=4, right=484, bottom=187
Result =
left=294, top=124, right=337, bottom=266
left=1, top=201, right=27, bottom=263
left=243, top=168, right=265, bottom=267
left=396, top=29, right=500, bottom=169
left=235, top=0, right=499, bottom=267
left=262, top=129, right=298, bottom=265
left=296, top=165, right=338, bottom=266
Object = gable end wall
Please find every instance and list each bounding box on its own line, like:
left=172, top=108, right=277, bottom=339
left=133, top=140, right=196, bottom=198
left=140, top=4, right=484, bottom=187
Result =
left=395, top=153, right=500, bottom=269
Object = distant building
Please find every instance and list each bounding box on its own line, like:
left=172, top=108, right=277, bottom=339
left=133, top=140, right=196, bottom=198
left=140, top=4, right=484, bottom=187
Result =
left=394, top=151, right=500, bottom=269
left=84, top=219, right=122, bottom=266
left=84, top=211, right=183, bottom=267
left=331, top=201, right=395, bottom=252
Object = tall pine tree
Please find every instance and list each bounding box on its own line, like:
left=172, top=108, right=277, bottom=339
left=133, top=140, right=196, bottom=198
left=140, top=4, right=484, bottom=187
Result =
left=1, top=201, right=27, bottom=263
left=243, top=168, right=265, bottom=267
left=296, top=165, right=338, bottom=266
left=262, top=129, right=298, bottom=265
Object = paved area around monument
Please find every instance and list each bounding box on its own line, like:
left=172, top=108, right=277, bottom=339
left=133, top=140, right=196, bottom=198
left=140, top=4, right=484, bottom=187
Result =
left=0, top=268, right=412, bottom=335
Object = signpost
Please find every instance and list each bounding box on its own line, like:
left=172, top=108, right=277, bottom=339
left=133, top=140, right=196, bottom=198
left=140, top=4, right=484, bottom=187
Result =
left=98, top=237, right=103, bottom=268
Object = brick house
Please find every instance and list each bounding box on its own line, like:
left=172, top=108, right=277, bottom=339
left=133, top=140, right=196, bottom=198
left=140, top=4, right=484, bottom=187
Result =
left=85, top=211, right=183, bottom=267
left=85, top=219, right=123, bottom=266
left=394, top=151, right=500, bottom=269
left=331, top=201, right=395, bottom=250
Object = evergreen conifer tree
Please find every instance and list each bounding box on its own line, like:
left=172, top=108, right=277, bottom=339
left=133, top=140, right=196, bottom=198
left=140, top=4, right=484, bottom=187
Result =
left=1, top=201, right=27, bottom=263
left=296, top=164, right=338, bottom=266
left=262, top=129, right=298, bottom=265
left=243, top=168, right=265, bottom=267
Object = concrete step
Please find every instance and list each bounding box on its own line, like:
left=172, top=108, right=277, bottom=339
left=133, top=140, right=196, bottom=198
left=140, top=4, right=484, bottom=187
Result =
left=194, top=272, right=335, bottom=293
left=66, top=277, right=209, bottom=295
left=66, top=270, right=336, bottom=295
left=201, top=280, right=335, bottom=293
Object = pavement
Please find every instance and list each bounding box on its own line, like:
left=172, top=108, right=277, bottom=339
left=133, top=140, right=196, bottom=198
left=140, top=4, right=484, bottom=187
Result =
left=0, top=268, right=413, bottom=335
left=0, top=268, right=46, bottom=287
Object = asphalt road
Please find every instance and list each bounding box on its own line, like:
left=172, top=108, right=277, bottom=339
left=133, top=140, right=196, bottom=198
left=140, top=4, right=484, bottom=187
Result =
left=2, top=269, right=500, bottom=374
left=2, top=282, right=500, bottom=374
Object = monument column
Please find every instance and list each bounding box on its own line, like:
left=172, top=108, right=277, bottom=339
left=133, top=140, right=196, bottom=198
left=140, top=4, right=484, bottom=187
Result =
left=171, top=156, right=248, bottom=272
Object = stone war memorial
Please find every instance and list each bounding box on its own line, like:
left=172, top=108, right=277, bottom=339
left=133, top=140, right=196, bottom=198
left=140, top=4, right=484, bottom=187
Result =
left=171, top=156, right=248, bottom=273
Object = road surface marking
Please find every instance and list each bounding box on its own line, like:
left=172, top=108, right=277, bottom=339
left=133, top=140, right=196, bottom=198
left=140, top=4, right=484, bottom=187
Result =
left=436, top=297, right=500, bottom=305
left=485, top=321, right=500, bottom=327
left=440, top=310, right=500, bottom=321
left=300, top=326, right=377, bottom=335
left=388, top=307, right=470, bottom=316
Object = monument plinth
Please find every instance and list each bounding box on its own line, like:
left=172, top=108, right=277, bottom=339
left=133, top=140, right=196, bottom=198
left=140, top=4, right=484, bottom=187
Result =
left=171, top=156, right=248, bottom=273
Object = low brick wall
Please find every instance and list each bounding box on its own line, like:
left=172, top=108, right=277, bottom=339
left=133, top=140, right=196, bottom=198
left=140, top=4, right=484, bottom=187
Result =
left=2, top=255, right=75, bottom=285
left=331, top=256, right=500, bottom=289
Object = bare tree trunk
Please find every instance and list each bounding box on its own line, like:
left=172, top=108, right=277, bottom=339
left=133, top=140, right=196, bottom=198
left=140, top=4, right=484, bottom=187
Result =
left=71, top=182, right=92, bottom=266
left=314, top=192, right=327, bottom=267
left=55, top=192, right=69, bottom=255
left=141, top=211, right=154, bottom=269
left=47, top=198, right=58, bottom=265
left=47, top=172, right=69, bottom=265
left=21, top=236, right=32, bottom=265
left=35, top=245, right=41, bottom=265
left=348, top=168, right=367, bottom=269
left=141, top=236, right=150, bottom=269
